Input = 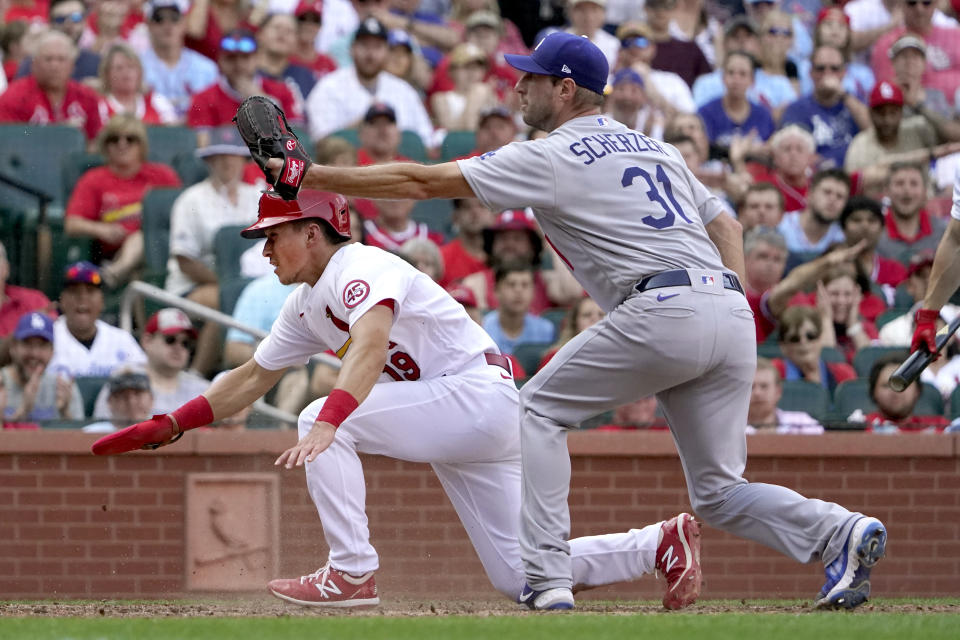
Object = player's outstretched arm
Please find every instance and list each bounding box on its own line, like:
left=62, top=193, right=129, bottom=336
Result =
left=923, top=218, right=960, bottom=313
left=275, top=304, right=393, bottom=469
left=704, top=213, right=746, bottom=284
left=91, top=359, right=287, bottom=455
left=266, top=158, right=476, bottom=201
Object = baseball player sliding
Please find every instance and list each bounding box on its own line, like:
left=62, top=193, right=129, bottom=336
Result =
left=252, top=32, right=887, bottom=610
left=93, top=190, right=702, bottom=609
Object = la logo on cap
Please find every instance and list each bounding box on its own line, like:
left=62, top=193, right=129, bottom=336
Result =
left=30, top=314, right=45, bottom=330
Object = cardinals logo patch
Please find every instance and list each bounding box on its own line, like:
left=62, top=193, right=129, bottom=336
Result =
left=343, top=279, right=370, bottom=308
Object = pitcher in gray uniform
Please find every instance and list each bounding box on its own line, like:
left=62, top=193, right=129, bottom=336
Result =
left=277, top=31, right=886, bottom=612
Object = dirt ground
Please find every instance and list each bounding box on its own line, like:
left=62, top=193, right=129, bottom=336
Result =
left=3, top=599, right=959, bottom=618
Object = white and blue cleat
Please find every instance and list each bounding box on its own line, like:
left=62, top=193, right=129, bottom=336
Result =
left=518, top=584, right=575, bottom=610
left=815, top=516, right=887, bottom=610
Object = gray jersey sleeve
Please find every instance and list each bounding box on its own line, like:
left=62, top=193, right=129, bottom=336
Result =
left=457, top=140, right=557, bottom=212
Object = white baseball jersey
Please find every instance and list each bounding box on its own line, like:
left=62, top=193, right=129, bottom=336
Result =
left=48, top=318, right=147, bottom=378
left=254, top=243, right=499, bottom=378
left=951, top=168, right=960, bottom=221
left=458, top=115, right=726, bottom=312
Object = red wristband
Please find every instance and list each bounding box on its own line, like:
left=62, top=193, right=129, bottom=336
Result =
left=916, top=308, right=939, bottom=323
left=315, top=389, right=359, bottom=429
left=169, top=396, right=215, bottom=433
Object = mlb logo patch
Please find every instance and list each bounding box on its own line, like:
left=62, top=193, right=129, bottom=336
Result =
left=701, top=275, right=715, bottom=286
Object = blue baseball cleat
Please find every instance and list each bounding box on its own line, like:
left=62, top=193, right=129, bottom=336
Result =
left=518, top=584, right=575, bottom=610
left=815, top=516, right=887, bottom=610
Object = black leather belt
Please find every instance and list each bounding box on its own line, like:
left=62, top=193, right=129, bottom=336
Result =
left=485, top=352, right=512, bottom=375
left=635, top=270, right=744, bottom=294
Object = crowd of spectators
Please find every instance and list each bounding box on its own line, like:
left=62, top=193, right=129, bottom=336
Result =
left=4, top=0, right=960, bottom=434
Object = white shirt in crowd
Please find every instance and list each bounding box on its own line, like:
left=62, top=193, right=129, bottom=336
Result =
left=164, top=179, right=266, bottom=296
left=49, top=318, right=147, bottom=379
left=305, top=66, right=435, bottom=145
left=747, top=409, right=824, bottom=434
left=566, top=27, right=620, bottom=71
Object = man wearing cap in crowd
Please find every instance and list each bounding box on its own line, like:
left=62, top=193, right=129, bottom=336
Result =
left=871, top=0, right=960, bottom=106
left=83, top=365, right=155, bottom=433
left=48, top=262, right=147, bottom=379
left=165, top=125, right=264, bottom=376
left=289, top=0, right=339, bottom=80
left=15, top=0, right=101, bottom=82
left=614, top=21, right=695, bottom=117
left=845, top=80, right=960, bottom=172
left=690, top=16, right=797, bottom=111
left=356, top=103, right=411, bottom=166
left=604, top=68, right=665, bottom=140
left=564, top=0, right=619, bottom=70
left=305, top=16, right=434, bottom=146
left=187, top=28, right=303, bottom=129
left=1, top=312, right=83, bottom=427
left=140, top=0, right=218, bottom=122
left=92, top=308, right=209, bottom=418
left=467, top=106, right=519, bottom=158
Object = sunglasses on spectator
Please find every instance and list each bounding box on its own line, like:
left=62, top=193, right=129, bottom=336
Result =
left=621, top=36, right=650, bottom=49
left=813, top=63, right=844, bottom=73
left=105, top=134, right=140, bottom=145
left=297, top=13, right=321, bottom=23
left=767, top=27, right=792, bottom=37
left=905, top=0, right=933, bottom=6
left=221, top=37, right=257, bottom=54
left=785, top=331, right=820, bottom=344
left=150, top=11, right=181, bottom=24
left=52, top=11, right=85, bottom=24
left=163, top=335, right=195, bottom=349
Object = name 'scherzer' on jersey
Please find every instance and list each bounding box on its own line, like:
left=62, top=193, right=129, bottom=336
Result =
left=568, top=126, right=668, bottom=166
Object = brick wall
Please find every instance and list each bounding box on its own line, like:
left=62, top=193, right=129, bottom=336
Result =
left=1, top=431, right=958, bottom=601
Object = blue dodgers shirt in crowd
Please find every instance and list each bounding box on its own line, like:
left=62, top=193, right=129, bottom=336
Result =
left=482, top=312, right=555, bottom=356
left=697, top=97, right=776, bottom=149
left=780, top=95, right=860, bottom=169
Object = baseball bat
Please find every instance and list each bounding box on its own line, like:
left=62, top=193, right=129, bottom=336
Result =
left=889, top=315, right=960, bottom=392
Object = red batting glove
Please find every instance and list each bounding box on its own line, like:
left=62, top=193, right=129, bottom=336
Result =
left=911, top=308, right=940, bottom=355
left=91, top=415, right=179, bottom=456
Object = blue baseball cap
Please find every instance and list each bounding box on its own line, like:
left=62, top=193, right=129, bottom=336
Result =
left=14, top=312, right=54, bottom=342
left=612, top=69, right=644, bottom=88
left=504, top=32, right=609, bottom=95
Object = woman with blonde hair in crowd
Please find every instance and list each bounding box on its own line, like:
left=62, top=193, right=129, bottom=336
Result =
left=98, top=42, right=177, bottom=124
left=64, top=113, right=181, bottom=287
left=757, top=10, right=800, bottom=106
left=536, top=296, right=604, bottom=372
left=773, top=305, right=856, bottom=396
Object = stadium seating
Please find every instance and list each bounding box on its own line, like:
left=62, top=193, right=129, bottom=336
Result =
left=330, top=129, right=428, bottom=163
left=146, top=126, right=197, bottom=166
left=0, top=125, right=85, bottom=209
left=141, top=187, right=185, bottom=285
left=171, top=152, right=209, bottom=187
left=833, top=379, right=944, bottom=419
left=875, top=308, right=908, bottom=330
left=213, top=225, right=260, bottom=316
left=512, top=342, right=552, bottom=378
left=853, top=345, right=909, bottom=377
left=75, top=376, right=109, bottom=418
left=541, top=308, right=568, bottom=337
left=61, top=151, right=105, bottom=204
left=778, top=380, right=831, bottom=422
left=410, top=199, right=454, bottom=239
left=440, top=130, right=476, bottom=162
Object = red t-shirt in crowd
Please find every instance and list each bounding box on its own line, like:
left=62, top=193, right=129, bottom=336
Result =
left=746, top=287, right=778, bottom=343
left=289, top=53, right=338, bottom=80
left=873, top=254, right=908, bottom=288
left=428, top=56, right=519, bottom=101
left=187, top=77, right=301, bottom=128
left=66, top=163, right=182, bottom=255
left=184, top=10, right=257, bottom=61
left=864, top=412, right=949, bottom=432
left=883, top=208, right=937, bottom=244
left=98, top=91, right=168, bottom=126
left=439, top=238, right=487, bottom=288
left=0, top=75, right=103, bottom=140
left=0, top=284, right=53, bottom=337
left=4, top=1, right=47, bottom=24
left=747, top=165, right=808, bottom=213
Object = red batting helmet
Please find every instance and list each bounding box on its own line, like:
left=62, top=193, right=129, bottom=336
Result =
left=241, top=190, right=352, bottom=239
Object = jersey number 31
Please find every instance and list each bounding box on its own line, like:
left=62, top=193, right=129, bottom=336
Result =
left=621, top=164, right=693, bottom=230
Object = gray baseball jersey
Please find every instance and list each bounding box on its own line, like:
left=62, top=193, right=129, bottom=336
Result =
left=462, top=114, right=865, bottom=595
left=459, top=115, right=725, bottom=311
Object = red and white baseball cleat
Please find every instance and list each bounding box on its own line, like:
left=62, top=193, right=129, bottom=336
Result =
left=655, top=512, right=703, bottom=610
left=268, top=563, right=379, bottom=607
